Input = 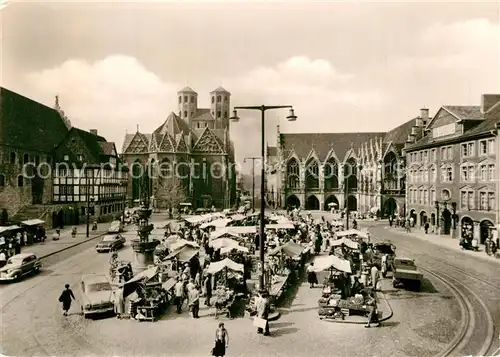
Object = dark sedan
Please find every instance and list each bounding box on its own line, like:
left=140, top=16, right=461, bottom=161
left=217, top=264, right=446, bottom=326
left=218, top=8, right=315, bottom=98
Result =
left=95, top=234, right=126, bottom=253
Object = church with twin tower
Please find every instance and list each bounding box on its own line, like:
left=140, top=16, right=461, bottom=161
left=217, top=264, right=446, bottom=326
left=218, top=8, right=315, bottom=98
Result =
left=121, top=86, right=237, bottom=209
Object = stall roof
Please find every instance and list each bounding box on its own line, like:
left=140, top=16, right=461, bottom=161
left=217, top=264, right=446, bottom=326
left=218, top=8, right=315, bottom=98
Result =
left=122, top=265, right=158, bottom=285
left=312, top=255, right=352, bottom=273
left=21, top=219, right=45, bottom=226
left=221, top=245, right=249, bottom=255
left=336, top=229, right=368, bottom=238
left=200, top=218, right=231, bottom=229
left=164, top=245, right=199, bottom=262
left=330, top=237, right=359, bottom=250
left=210, top=229, right=241, bottom=239
left=210, top=237, right=240, bottom=249
left=266, top=223, right=295, bottom=230
left=210, top=226, right=256, bottom=238
left=170, top=239, right=199, bottom=251
left=206, top=258, right=243, bottom=274
left=0, top=225, right=21, bottom=234
left=269, top=241, right=304, bottom=257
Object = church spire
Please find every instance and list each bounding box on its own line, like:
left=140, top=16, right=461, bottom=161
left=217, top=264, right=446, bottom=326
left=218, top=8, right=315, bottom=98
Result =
left=54, top=95, right=71, bottom=130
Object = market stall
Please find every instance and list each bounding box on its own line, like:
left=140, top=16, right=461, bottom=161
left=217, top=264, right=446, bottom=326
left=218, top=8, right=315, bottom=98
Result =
left=163, top=245, right=200, bottom=275
left=20, top=219, right=45, bottom=244
left=206, top=258, right=245, bottom=318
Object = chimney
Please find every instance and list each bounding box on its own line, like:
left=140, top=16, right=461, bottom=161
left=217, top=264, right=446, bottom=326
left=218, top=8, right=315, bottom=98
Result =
left=420, top=108, right=429, bottom=122
left=90, top=129, right=98, bottom=135
left=481, top=94, right=500, bottom=113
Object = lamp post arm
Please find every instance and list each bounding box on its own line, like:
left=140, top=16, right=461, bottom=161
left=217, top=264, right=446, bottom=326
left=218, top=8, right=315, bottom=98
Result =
left=233, top=105, right=293, bottom=112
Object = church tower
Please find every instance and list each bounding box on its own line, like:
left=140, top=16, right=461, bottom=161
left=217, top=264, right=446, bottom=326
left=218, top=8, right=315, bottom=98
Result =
left=177, top=86, right=198, bottom=127
left=210, top=86, right=231, bottom=129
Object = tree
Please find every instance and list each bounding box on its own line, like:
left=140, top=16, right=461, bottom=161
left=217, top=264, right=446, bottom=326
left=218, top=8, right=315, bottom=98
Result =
left=155, top=177, right=187, bottom=211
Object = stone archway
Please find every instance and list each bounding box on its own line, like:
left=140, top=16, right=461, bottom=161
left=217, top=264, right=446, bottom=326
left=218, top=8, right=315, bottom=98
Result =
left=286, top=195, right=300, bottom=209
left=409, top=209, right=417, bottom=225
left=346, top=195, right=357, bottom=211
left=305, top=195, right=320, bottom=210
left=383, top=197, right=398, bottom=217
left=324, top=195, right=339, bottom=211
left=480, top=219, right=494, bottom=244
left=461, top=216, right=473, bottom=239
left=419, top=211, right=427, bottom=226
left=441, top=209, right=452, bottom=235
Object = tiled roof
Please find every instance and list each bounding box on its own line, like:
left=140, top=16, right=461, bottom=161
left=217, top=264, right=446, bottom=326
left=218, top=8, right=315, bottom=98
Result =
left=383, top=117, right=418, bottom=145
left=155, top=112, right=191, bottom=136
left=121, top=134, right=134, bottom=153
left=0, top=87, right=70, bottom=152
left=178, top=86, right=196, bottom=93
left=99, top=142, right=115, bottom=156
left=281, top=132, right=384, bottom=162
left=192, top=108, right=214, bottom=121
left=55, top=127, right=110, bottom=164
left=443, top=106, right=483, bottom=120
left=210, top=86, right=229, bottom=93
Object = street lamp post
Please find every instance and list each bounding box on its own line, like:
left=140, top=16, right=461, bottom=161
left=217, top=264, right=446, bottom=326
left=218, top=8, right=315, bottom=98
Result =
left=230, top=105, right=297, bottom=290
left=244, top=157, right=260, bottom=211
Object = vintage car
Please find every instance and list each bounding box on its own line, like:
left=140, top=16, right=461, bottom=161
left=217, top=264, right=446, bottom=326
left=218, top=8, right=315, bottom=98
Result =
left=108, top=220, right=124, bottom=233
left=0, top=253, right=42, bottom=282
left=80, top=274, right=114, bottom=317
left=391, top=257, right=423, bottom=291
left=373, top=242, right=396, bottom=275
left=95, top=234, right=126, bottom=253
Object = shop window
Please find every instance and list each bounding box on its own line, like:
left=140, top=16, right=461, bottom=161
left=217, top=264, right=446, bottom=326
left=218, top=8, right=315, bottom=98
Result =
left=0, top=174, right=4, bottom=187
left=17, top=175, right=24, bottom=187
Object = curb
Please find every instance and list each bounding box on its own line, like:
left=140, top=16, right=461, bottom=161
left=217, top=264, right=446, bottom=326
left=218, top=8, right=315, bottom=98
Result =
left=39, top=232, right=107, bottom=260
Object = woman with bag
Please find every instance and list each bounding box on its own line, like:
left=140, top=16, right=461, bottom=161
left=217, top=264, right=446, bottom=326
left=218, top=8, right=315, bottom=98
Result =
left=212, top=322, right=228, bottom=356
left=58, top=284, right=75, bottom=316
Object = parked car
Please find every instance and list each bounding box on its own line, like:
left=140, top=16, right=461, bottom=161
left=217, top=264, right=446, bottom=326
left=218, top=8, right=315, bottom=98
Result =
left=0, top=253, right=41, bottom=282
left=80, top=274, right=114, bottom=317
left=391, top=257, right=423, bottom=291
left=373, top=242, right=396, bottom=275
left=95, top=234, right=126, bottom=253
left=108, top=220, right=124, bottom=233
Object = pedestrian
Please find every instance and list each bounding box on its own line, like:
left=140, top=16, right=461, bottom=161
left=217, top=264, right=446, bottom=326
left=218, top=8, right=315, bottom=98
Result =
left=174, top=277, right=184, bottom=314
left=188, top=284, right=200, bottom=318
left=371, top=264, right=380, bottom=291
left=58, top=284, right=75, bottom=316
left=381, top=254, right=388, bottom=278
left=255, top=290, right=270, bottom=336
left=0, top=249, right=6, bottom=268
left=365, top=291, right=380, bottom=328
left=204, top=273, right=212, bottom=306
left=307, top=262, right=318, bottom=288
left=424, top=222, right=429, bottom=234
left=212, top=322, right=229, bottom=357
left=112, top=287, right=125, bottom=319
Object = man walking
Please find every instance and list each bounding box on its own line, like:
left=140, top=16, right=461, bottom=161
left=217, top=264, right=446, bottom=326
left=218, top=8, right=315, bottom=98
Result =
left=255, top=290, right=270, bottom=336
left=204, top=274, right=212, bottom=307
left=188, top=284, right=200, bottom=318
left=174, top=277, right=184, bottom=314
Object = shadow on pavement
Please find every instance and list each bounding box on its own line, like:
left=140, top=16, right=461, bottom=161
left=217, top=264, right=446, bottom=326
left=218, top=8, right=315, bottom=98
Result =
left=277, top=273, right=306, bottom=309
left=270, top=327, right=299, bottom=337
left=420, top=278, right=439, bottom=293
left=379, top=321, right=400, bottom=328
left=270, top=321, right=294, bottom=328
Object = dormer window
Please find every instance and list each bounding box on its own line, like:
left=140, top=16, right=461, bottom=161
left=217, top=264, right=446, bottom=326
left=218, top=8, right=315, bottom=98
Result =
left=64, top=155, right=69, bottom=161
left=77, top=154, right=83, bottom=161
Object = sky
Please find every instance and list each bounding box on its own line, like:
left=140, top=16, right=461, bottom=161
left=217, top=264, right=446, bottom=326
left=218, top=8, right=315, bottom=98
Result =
left=2, top=1, right=500, bottom=174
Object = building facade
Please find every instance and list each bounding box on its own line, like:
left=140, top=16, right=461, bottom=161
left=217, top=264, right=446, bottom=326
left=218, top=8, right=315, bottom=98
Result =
left=405, top=94, right=500, bottom=243
left=0, top=87, right=124, bottom=226
left=121, top=86, right=237, bottom=210
left=266, top=108, right=428, bottom=215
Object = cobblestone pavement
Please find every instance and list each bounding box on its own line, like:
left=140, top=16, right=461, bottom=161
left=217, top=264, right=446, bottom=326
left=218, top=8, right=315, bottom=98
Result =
left=1, top=213, right=461, bottom=357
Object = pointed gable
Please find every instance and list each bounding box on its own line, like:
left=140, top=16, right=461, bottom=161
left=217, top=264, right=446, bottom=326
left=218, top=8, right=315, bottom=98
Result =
left=159, top=133, right=175, bottom=152
left=192, top=127, right=224, bottom=154
left=157, top=112, right=190, bottom=136
left=149, top=133, right=161, bottom=152
left=175, top=134, right=189, bottom=153
left=124, top=132, right=149, bottom=154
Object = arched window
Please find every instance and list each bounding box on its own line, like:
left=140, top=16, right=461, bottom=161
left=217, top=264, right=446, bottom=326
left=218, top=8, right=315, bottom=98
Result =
left=159, top=158, right=171, bottom=178
left=344, top=157, right=357, bottom=191
left=217, top=95, right=221, bottom=103
left=286, top=158, right=300, bottom=190
left=10, top=152, right=16, bottom=164
left=183, top=111, right=187, bottom=118
left=305, top=159, right=319, bottom=189
left=324, top=158, right=339, bottom=190
left=23, top=153, right=29, bottom=164
left=190, top=96, right=195, bottom=103
left=0, top=174, right=5, bottom=187
left=211, top=96, right=215, bottom=103
left=224, top=96, right=228, bottom=103
left=17, top=175, right=24, bottom=187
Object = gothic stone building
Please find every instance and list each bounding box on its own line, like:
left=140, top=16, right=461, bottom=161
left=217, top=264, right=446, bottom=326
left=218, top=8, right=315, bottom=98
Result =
left=266, top=108, right=430, bottom=215
left=405, top=94, right=500, bottom=243
left=0, top=87, right=125, bottom=226
left=121, top=86, right=237, bottom=209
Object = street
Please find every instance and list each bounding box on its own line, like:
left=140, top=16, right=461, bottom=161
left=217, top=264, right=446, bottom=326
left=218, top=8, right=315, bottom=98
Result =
left=0, top=213, right=481, bottom=357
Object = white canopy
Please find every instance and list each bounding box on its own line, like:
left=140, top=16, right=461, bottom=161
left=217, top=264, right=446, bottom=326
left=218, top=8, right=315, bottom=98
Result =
left=210, top=229, right=242, bottom=240
left=336, top=229, right=368, bottom=238
left=170, top=239, right=200, bottom=251
left=122, top=265, right=159, bottom=285
left=330, top=237, right=359, bottom=250
left=312, top=255, right=352, bottom=273
left=210, top=226, right=256, bottom=238
left=266, top=223, right=295, bottom=230
left=200, top=218, right=231, bottom=229
left=229, top=214, right=245, bottom=221
left=221, top=245, right=249, bottom=255
left=21, top=219, right=45, bottom=226
left=206, top=258, right=244, bottom=274
left=0, top=225, right=20, bottom=234
left=210, top=237, right=240, bottom=249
